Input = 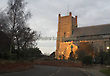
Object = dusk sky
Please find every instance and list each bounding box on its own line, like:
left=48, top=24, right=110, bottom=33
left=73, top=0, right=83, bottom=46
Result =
left=0, top=0, right=110, bottom=55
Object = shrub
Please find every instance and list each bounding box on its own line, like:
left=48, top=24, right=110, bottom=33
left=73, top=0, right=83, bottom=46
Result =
left=82, top=56, right=93, bottom=65
left=95, top=51, right=110, bottom=65
left=20, top=48, right=42, bottom=59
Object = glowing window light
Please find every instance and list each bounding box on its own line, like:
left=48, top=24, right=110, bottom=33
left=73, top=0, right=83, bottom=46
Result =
left=107, top=47, right=110, bottom=50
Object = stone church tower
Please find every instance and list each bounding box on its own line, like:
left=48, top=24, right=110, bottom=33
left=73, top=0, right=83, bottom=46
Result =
left=55, top=12, right=78, bottom=59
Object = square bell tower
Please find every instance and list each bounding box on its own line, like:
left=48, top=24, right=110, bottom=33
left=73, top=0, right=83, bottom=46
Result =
left=55, top=12, right=78, bottom=59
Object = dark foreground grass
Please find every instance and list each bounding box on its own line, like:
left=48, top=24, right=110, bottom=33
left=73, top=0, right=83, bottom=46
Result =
left=100, top=68, right=110, bottom=76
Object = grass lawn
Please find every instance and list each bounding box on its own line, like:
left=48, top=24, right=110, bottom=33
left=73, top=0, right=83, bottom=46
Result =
left=100, top=68, right=110, bottom=76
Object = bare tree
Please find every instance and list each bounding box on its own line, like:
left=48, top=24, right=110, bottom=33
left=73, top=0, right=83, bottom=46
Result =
left=7, top=0, right=40, bottom=51
left=0, top=0, right=41, bottom=60
left=0, top=0, right=40, bottom=56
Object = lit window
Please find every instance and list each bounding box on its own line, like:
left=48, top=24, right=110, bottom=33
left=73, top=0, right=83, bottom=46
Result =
left=107, top=47, right=110, bottom=50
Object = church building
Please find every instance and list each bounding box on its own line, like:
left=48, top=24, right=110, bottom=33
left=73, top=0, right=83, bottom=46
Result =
left=55, top=12, right=110, bottom=60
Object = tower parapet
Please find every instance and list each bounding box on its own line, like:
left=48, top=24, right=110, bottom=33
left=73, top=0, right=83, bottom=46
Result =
left=69, top=12, right=72, bottom=16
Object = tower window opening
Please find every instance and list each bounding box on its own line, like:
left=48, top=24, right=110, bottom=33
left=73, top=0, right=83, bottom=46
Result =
left=72, top=30, right=74, bottom=34
left=64, top=32, right=66, bottom=37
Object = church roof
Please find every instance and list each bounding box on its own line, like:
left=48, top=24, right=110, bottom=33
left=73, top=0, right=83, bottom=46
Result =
left=72, top=24, right=110, bottom=37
